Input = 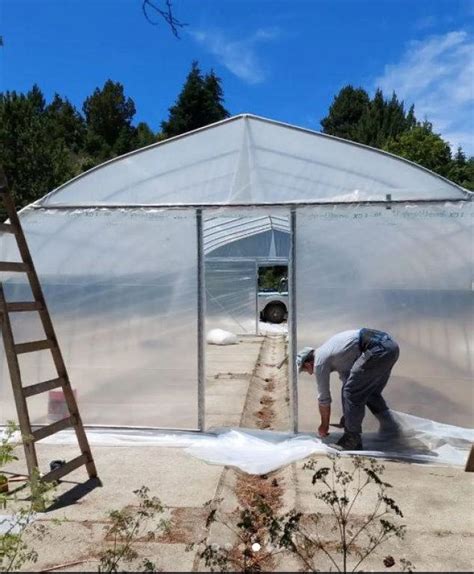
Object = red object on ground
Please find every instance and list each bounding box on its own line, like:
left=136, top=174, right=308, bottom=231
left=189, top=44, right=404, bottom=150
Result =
left=48, top=389, right=77, bottom=421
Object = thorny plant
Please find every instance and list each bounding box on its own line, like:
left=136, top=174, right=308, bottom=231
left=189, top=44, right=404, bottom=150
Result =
left=97, top=486, right=168, bottom=573
left=292, top=455, right=414, bottom=573
left=188, top=496, right=301, bottom=573
left=0, top=422, right=53, bottom=572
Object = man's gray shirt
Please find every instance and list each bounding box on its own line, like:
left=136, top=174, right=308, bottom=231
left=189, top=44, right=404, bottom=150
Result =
left=315, top=330, right=361, bottom=405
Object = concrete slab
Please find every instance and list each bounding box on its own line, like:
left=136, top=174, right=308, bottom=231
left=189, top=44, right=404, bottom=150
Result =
left=2, top=334, right=473, bottom=572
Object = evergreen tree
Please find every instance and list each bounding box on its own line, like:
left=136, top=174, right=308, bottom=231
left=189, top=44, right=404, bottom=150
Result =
left=320, top=85, right=370, bottom=141
left=354, top=90, right=413, bottom=147
left=447, top=147, right=474, bottom=190
left=46, top=94, right=86, bottom=153
left=161, top=61, right=229, bottom=138
left=134, top=121, right=157, bottom=148
left=406, top=104, right=417, bottom=130
left=322, top=86, right=416, bottom=148
left=204, top=70, right=229, bottom=124
left=83, top=80, right=137, bottom=161
left=322, top=84, right=473, bottom=188
left=27, top=84, right=46, bottom=114
left=383, top=122, right=452, bottom=177
left=354, top=88, right=386, bottom=147
left=0, top=88, right=74, bottom=210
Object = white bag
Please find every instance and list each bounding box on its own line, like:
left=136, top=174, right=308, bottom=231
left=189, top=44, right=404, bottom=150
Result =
left=207, top=328, right=238, bottom=345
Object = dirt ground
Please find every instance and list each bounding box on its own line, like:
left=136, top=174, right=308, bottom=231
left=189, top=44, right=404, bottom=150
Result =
left=2, top=334, right=473, bottom=572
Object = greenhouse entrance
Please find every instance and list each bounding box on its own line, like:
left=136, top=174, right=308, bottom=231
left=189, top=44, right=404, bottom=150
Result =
left=202, top=210, right=294, bottom=432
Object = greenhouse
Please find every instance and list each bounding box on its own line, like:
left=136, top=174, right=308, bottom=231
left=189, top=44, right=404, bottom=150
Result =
left=0, top=114, right=472, bottom=435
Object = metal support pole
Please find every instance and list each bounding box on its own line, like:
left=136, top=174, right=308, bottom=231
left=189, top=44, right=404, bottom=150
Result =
left=255, top=261, right=259, bottom=335
left=196, top=209, right=206, bottom=431
left=289, top=209, right=298, bottom=434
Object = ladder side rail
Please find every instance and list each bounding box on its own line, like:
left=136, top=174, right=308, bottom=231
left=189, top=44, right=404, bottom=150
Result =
left=0, top=283, right=39, bottom=476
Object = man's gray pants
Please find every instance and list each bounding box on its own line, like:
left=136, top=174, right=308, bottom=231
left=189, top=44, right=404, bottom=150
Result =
left=342, top=338, right=400, bottom=436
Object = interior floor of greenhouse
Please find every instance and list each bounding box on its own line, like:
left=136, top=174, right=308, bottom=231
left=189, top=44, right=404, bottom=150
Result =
left=3, top=333, right=473, bottom=572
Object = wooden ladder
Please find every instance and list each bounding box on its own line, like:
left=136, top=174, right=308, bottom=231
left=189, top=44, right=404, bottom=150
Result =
left=0, top=173, right=97, bottom=484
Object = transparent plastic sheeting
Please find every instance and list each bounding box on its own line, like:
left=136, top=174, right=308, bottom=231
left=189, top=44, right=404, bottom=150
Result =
left=205, top=260, right=257, bottom=335
left=204, top=213, right=290, bottom=258
left=0, top=208, right=199, bottom=429
left=203, top=211, right=290, bottom=335
left=10, top=412, right=473, bottom=473
left=296, top=202, right=473, bottom=431
left=38, top=116, right=466, bottom=208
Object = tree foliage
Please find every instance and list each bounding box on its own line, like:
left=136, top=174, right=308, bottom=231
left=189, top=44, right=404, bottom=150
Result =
left=0, top=61, right=232, bottom=212
left=161, top=61, right=229, bottom=138
left=383, top=122, right=453, bottom=177
left=0, top=86, right=75, bottom=209
left=83, top=80, right=138, bottom=163
left=321, top=85, right=473, bottom=189
left=320, top=86, right=370, bottom=142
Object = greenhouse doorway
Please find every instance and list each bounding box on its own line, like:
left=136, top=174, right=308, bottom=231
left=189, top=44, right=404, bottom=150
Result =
left=202, top=210, right=295, bottom=433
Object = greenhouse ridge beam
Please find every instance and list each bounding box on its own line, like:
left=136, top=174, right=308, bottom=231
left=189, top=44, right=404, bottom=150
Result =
left=29, top=197, right=472, bottom=211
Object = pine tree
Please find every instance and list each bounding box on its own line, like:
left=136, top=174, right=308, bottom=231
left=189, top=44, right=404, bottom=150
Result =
left=322, top=86, right=417, bottom=148
left=354, top=88, right=386, bottom=147
left=134, top=122, right=157, bottom=148
left=161, top=61, right=229, bottom=138
left=320, top=86, right=370, bottom=140
left=0, top=88, right=75, bottom=210
left=204, top=70, right=229, bottom=124
left=83, top=80, right=137, bottom=161
left=46, top=94, right=86, bottom=153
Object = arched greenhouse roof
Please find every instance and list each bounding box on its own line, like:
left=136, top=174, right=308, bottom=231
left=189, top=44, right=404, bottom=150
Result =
left=36, top=114, right=469, bottom=208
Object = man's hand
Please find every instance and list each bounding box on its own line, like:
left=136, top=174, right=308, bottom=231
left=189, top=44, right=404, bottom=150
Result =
left=318, top=424, right=329, bottom=437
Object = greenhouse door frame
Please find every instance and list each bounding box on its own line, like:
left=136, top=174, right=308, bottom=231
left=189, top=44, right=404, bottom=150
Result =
left=198, top=208, right=298, bottom=433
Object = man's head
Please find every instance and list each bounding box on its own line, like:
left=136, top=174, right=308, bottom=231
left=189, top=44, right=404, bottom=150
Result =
left=296, top=347, right=315, bottom=375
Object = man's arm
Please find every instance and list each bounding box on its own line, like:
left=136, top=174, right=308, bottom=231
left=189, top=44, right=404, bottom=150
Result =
left=318, top=403, right=331, bottom=437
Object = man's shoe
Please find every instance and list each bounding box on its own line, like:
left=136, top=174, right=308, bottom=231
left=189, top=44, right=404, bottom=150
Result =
left=331, top=433, right=363, bottom=451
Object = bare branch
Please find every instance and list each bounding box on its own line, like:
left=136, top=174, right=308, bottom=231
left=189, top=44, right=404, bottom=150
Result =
left=142, top=0, right=187, bottom=38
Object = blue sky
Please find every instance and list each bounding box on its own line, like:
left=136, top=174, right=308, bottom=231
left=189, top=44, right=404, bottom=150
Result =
left=1, top=0, right=473, bottom=153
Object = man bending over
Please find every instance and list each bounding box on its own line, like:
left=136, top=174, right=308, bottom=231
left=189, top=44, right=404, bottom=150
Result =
left=297, top=328, right=400, bottom=450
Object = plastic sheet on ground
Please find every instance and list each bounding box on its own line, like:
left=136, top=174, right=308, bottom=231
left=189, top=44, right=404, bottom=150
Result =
left=186, top=411, right=473, bottom=473
left=2, top=412, right=472, bottom=474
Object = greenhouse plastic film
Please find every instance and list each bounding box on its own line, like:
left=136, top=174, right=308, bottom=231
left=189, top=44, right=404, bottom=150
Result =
left=38, top=116, right=467, bottom=207
left=296, top=202, right=473, bottom=431
left=0, top=208, right=200, bottom=429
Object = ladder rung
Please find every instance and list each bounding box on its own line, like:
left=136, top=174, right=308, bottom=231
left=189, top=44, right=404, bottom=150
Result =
left=6, top=301, right=43, bottom=312
left=14, top=339, right=55, bottom=354
left=41, top=454, right=89, bottom=483
left=23, top=377, right=65, bottom=398
left=0, top=262, right=28, bottom=272
left=32, top=417, right=73, bottom=442
left=0, top=223, right=15, bottom=234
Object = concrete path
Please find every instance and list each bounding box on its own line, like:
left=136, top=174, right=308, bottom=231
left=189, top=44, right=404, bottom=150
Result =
left=2, top=333, right=473, bottom=572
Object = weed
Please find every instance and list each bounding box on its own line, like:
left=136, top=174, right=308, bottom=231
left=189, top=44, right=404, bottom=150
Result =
left=97, top=486, right=167, bottom=573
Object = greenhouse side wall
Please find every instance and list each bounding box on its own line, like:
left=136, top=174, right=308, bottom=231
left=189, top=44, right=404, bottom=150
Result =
left=0, top=208, right=200, bottom=430
left=296, top=202, right=473, bottom=431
